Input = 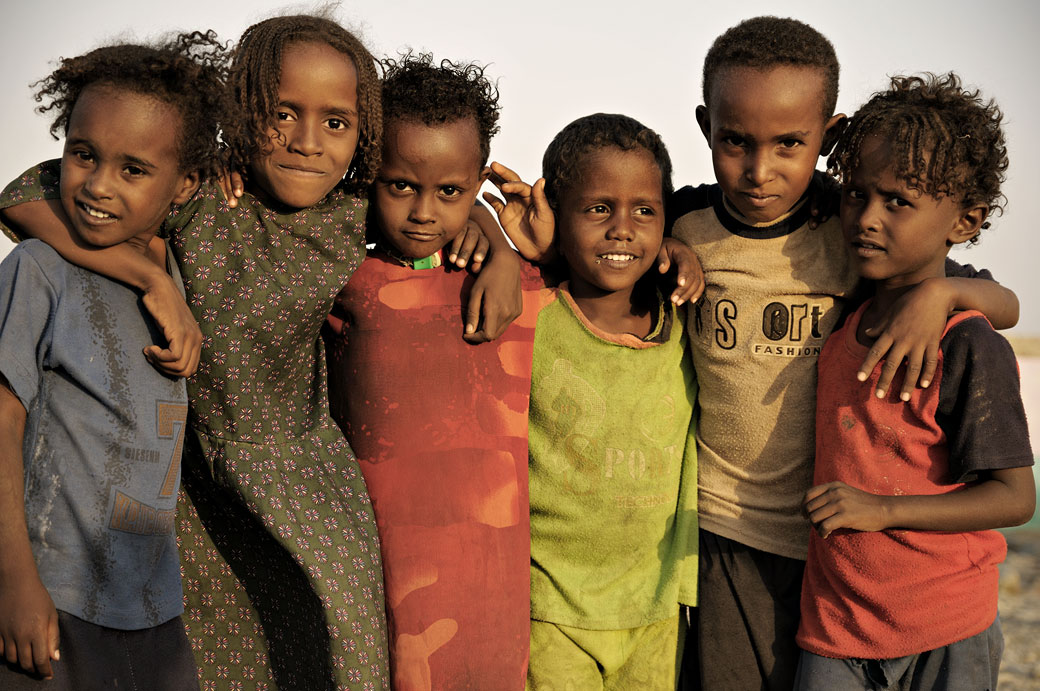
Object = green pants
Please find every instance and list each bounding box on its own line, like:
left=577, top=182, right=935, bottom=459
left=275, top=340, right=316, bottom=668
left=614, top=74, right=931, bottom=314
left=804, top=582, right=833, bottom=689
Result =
left=527, top=612, right=684, bottom=690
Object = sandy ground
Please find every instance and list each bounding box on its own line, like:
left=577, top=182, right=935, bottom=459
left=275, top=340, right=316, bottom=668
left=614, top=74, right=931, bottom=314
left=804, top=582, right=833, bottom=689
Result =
left=998, top=530, right=1040, bottom=690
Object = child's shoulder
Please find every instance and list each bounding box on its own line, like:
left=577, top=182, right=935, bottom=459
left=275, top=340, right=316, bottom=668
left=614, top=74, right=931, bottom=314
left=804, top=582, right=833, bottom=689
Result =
left=667, top=183, right=716, bottom=223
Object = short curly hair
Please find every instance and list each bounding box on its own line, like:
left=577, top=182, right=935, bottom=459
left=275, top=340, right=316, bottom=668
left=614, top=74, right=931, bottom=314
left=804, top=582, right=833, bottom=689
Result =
left=702, top=16, right=839, bottom=118
left=380, top=52, right=500, bottom=166
left=33, top=31, right=234, bottom=180
left=542, top=113, right=673, bottom=210
left=829, top=73, right=1008, bottom=239
left=228, top=14, right=382, bottom=193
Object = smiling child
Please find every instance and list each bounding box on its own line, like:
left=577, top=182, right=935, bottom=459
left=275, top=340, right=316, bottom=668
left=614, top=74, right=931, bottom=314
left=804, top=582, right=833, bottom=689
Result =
left=0, top=35, right=230, bottom=690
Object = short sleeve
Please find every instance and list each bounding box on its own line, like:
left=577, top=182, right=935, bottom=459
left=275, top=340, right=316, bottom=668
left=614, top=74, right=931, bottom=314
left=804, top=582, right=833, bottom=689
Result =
left=0, top=160, right=62, bottom=243
left=945, top=257, right=995, bottom=282
left=936, top=314, right=1033, bottom=482
left=0, top=244, right=60, bottom=409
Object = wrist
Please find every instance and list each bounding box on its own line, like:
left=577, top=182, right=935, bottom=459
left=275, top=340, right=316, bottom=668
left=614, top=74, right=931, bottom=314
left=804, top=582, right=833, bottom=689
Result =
left=920, top=276, right=957, bottom=315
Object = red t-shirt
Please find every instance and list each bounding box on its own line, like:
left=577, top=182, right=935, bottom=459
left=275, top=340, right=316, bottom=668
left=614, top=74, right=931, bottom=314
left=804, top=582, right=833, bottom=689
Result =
left=798, top=305, right=1032, bottom=659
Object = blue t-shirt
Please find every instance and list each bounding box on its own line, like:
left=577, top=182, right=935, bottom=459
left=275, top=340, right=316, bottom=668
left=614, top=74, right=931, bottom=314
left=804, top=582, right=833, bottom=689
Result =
left=0, top=240, right=188, bottom=630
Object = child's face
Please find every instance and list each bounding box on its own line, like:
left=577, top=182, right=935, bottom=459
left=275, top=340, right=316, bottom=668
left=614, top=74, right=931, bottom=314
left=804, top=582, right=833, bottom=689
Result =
left=557, top=146, right=664, bottom=299
left=372, top=118, right=487, bottom=259
left=697, top=65, right=843, bottom=224
left=841, top=135, right=985, bottom=290
left=60, top=85, right=199, bottom=253
left=249, top=41, right=360, bottom=209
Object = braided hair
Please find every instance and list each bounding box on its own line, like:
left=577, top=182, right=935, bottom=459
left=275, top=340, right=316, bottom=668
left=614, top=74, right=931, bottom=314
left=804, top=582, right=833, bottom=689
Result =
left=229, top=14, right=382, bottom=193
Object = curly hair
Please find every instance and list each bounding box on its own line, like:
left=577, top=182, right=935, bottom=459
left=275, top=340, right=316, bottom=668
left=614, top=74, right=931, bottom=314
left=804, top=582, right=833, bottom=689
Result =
left=542, top=113, right=673, bottom=210
left=380, top=52, right=500, bottom=165
left=228, top=14, right=381, bottom=193
left=32, top=31, right=234, bottom=180
left=702, top=16, right=839, bottom=118
left=829, top=73, right=1008, bottom=238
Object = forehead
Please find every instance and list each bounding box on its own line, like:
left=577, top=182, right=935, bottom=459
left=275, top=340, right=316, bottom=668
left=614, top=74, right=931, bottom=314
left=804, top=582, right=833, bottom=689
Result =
left=278, top=41, right=358, bottom=97
left=708, top=65, right=829, bottom=128
left=564, top=147, right=663, bottom=200
left=382, top=117, right=483, bottom=171
left=69, top=85, right=183, bottom=160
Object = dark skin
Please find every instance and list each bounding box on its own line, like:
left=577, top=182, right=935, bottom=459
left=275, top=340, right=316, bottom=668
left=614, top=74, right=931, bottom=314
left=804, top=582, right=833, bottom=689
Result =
left=806, top=143, right=1034, bottom=538
left=0, top=381, right=60, bottom=679
left=222, top=169, right=523, bottom=343
left=695, top=65, right=1019, bottom=401
left=483, top=161, right=705, bottom=307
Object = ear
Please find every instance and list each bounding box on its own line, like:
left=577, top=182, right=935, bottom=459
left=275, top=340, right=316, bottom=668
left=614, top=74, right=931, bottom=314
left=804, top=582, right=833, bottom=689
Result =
left=695, top=105, right=712, bottom=148
left=172, top=170, right=201, bottom=206
left=479, top=165, right=492, bottom=184
left=819, top=114, right=847, bottom=156
left=948, top=203, right=988, bottom=245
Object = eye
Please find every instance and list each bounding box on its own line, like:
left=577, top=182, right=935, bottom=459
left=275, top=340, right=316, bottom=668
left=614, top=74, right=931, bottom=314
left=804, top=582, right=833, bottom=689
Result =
left=123, top=165, right=147, bottom=177
left=439, top=185, right=462, bottom=198
left=274, top=109, right=295, bottom=123
left=780, top=138, right=803, bottom=149
left=326, top=117, right=350, bottom=131
left=887, top=195, right=912, bottom=209
left=70, top=149, right=94, bottom=163
left=721, top=135, right=746, bottom=148
left=390, top=181, right=413, bottom=193
left=635, top=206, right=656, bottom=216
left=586, top=204, right=610, bottom=215
left=843, top=188, right=864, bottom=203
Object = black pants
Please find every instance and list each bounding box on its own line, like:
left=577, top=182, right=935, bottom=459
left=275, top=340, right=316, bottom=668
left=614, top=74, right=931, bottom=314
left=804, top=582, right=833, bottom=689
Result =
left=680, top=529, right=805, bottom=691
left=0, top=611, right=198, bottom=691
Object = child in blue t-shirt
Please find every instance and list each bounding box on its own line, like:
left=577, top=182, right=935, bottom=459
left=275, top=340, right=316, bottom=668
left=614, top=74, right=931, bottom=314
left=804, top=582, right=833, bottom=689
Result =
left=0, top=35, right=230, bottom=689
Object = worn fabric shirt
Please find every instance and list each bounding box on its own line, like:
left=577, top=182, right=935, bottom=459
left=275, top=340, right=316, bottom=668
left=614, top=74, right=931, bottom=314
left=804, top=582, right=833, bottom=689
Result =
left=798, top=306, right=1033, bottom=659
left=529, top=286, right=699, bottom=629
left=670, top=182, right=856, bottom=560
left=324, top=253, right=545, bottom=690
left=0, top=240, right=187, bottom=630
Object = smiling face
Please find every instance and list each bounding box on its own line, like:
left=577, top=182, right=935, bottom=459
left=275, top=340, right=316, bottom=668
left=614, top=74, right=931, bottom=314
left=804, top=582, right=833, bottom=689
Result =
left=372, top=117, right=486, bottom=259
left=249, top=41, right=360, bottom=209
left=841, top=135, right=985, bottom=291
left=60, top=84, right=199, bottom=253
left=557, top=146, right=664, bottom=301
left=697, top=65, right=843, bottom=224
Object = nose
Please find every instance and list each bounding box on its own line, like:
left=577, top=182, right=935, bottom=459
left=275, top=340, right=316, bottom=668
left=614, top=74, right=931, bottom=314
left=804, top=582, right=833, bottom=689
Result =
left=83, top=165, right=115, bottom=200
left=855, top=199, right=884, bottom=233
left=408, top=193, right=436, bottom=224
left=744, top=148, right=775, bottom=186
left=286, top=118, right=322, bottom=156
left=605, top=212, right=635, bottom=242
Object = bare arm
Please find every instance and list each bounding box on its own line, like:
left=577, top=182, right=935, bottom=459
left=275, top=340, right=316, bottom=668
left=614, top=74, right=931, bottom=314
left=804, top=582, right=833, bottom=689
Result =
left=1, top=200, right=200, bottom=377
left=859, top=275, right=1020, bottom=400
left=0, top=381, right=60, bottom=679
left=805, top=466, right=1035, bottom=538
left=463, top=202, right=524, bottom=343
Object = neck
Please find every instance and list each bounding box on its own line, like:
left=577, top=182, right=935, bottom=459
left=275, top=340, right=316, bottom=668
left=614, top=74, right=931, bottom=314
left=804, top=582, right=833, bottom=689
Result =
left=567, top=276, right=656, bottom=339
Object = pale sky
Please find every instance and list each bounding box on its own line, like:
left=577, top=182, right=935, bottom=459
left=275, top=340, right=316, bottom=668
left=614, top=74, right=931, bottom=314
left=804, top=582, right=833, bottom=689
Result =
left=2, top=0, right=1038, bottom=333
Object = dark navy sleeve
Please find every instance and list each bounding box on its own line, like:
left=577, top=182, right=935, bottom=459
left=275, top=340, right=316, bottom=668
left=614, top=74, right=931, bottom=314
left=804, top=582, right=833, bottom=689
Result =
left=0, top=243, right=60, bottom=409
left=944, top=257, right=995, bottom=282
left=666, top=184, right=714, bottom=234
left=936, top=314, right=1033, bottom=482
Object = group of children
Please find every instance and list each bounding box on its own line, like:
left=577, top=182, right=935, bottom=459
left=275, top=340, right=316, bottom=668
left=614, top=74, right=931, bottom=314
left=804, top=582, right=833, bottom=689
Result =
left=0, top=10, right=1033, bottom=691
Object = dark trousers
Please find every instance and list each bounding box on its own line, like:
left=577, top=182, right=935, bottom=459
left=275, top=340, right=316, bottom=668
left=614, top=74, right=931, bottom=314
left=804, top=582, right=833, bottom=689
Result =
left=679, top=529, right=805, bottom=691
left=0, top=610, right=198, bottom=691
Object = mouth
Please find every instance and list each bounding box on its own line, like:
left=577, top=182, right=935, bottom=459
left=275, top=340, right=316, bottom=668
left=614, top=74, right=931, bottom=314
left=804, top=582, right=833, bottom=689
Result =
left=596, top=251, right=640, bottom=268
left=401, top=230, right=441, bottom=243
left=76, top=200, right=117, bottom=223
left=739, top=191, right=779, bottom=208
left=850, top=237, right=885, bottom=256
left=276, top=163, right=326, bottom=176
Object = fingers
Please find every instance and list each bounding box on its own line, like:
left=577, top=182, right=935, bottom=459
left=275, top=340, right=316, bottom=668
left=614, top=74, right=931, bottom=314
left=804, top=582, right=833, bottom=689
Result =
left=464, top=285, right=483, bottom=338
left=482, top=191, right=506, bottom=215
left=857, top=332, right=891, bottom=386
left=531, top=178, right=552, bottom=220
left=143, top=345, right=198, bottom=379
left=488, top=160, right=522, bottom=185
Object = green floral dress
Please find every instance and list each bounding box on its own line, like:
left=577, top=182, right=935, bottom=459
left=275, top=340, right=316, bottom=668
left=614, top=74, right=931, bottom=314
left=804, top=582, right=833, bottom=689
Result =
left=1, top=162, right=390, bottom=691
